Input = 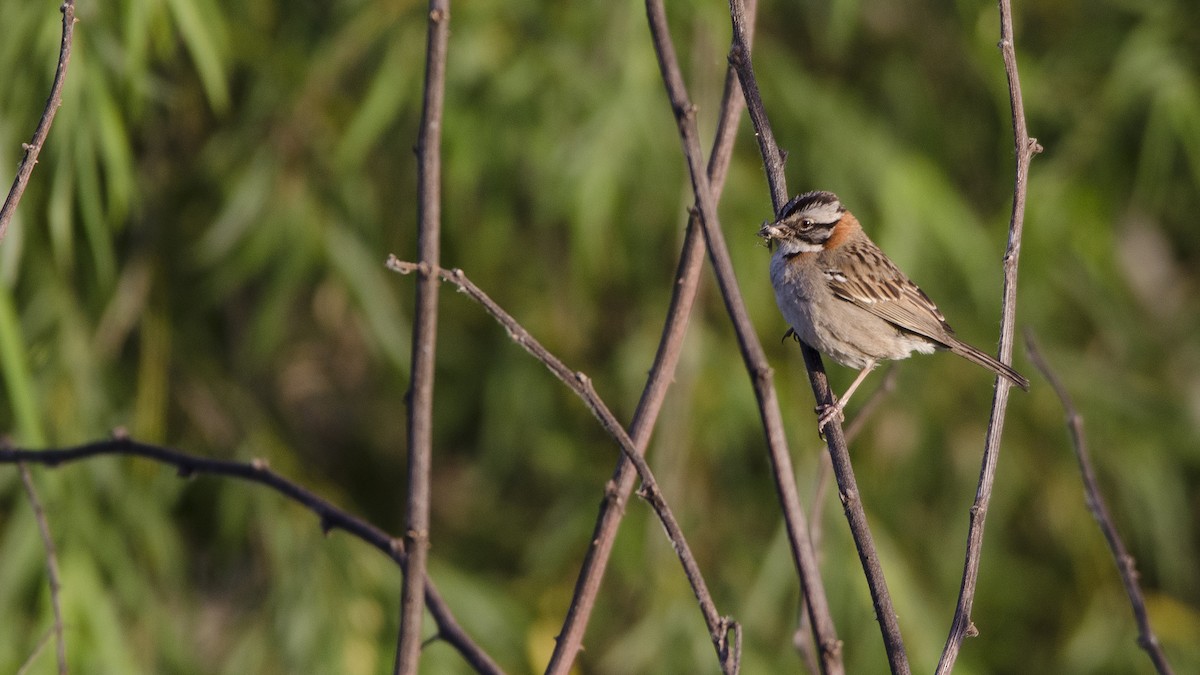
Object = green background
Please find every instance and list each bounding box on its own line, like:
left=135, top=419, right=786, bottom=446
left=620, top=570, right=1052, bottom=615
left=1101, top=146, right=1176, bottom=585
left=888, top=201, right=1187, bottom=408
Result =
left=1, top=0, right=1197, bottom=672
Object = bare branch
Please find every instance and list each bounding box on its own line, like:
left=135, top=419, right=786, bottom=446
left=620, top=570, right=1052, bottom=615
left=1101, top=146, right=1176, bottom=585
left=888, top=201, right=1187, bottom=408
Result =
left=19, top=466, right=66, bottom=675
left=545, top=1, right=757, bottom=668
left=0, top=1, right=76, bottom=245
left=1024, top=332, right=1175, bottom=675
left=726, top=0, right=906, bottom=671
left=647, top=0, right=848, bottom=668
left=396, top=0, right=452, bottom=672
left=0, top=439, right=504, bottom=675
left=936, top=1, right=1040, bottom=670
left=386, top=259, right=739, bottom=672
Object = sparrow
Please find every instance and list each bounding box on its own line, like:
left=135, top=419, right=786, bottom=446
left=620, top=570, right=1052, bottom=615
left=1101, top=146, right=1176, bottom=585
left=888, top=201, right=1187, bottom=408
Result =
left=758, top=190, right=1030, bottom=429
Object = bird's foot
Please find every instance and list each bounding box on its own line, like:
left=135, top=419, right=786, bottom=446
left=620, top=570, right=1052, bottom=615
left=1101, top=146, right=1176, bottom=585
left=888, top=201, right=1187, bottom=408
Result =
left=815, top=400, right=845, bottom=437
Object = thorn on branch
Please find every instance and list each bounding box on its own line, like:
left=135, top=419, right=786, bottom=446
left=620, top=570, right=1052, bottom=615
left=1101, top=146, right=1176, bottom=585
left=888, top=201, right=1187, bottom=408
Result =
left=251, top=457, right=270, bottom=471
left=965, top=622, right=979, bottom=638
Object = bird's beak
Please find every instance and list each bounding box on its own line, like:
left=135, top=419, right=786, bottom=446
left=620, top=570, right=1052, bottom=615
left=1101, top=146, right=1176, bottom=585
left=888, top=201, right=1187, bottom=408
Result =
left=758, top=221, right=783, bottom=241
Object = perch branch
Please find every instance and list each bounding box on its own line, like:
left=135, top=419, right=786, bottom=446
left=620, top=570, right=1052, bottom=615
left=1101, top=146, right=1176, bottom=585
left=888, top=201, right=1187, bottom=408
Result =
left=935, top=1, right=1039, bottom=671
left=0, top=1, right=76, bottom=245
left=727, top=0, right=907, bottom=671
left=794, top=367, right=897, bottom=670
left=396, top=0, right=452, bottom=672
left=0, top=439, right=504, bottom=675
left=1024, top=332, right=1174, bottom=675
left=386, top=259, right=739, bottom=673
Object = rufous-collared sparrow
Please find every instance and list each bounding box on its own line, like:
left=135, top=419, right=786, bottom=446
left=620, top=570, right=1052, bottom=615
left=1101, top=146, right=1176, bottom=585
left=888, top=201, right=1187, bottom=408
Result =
left=759, top=190, right=1030, bottom=429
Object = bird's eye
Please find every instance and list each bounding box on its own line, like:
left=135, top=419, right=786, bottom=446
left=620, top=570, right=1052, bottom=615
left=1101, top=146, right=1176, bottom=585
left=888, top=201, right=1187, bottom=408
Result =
left=798, top=218, right=814, bottom=230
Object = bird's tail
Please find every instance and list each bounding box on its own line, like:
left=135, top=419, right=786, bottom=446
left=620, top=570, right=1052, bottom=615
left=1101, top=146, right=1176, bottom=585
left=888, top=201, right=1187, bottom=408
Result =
left=948, top=338, right=1031, bottom=391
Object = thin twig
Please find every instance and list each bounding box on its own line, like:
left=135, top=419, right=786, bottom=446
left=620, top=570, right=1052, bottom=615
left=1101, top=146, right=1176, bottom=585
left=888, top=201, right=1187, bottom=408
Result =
left=19, top=465, right=67, bottom=674
left=396, top=0, right=452, bottom=672
left=546, top=221, right=707, bottom=675
left=727, top=0, right=906, bottom=671
left=0, top=438, right=504, bottom=675
left=15, top=627, right=56, bottom=675
left=1024, top=332, right=1174, bottom=675
left=646, top=0, right=848, bottom=672
left=935, top=1, right=1039, bottom=670
left=386, top=259, right=739, bottom=672
left=545, top=0, right=757, bottom=669
left=0, top=1, right=76, bottom=245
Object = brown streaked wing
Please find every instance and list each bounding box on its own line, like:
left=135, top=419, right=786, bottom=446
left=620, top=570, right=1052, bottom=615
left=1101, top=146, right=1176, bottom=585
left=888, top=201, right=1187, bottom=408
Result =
left=824, top=240, right=955, bottom=343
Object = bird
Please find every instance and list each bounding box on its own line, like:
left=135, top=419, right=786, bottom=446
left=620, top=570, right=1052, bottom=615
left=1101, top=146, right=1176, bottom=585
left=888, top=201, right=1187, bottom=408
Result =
left=758, top=190, right=1029, bottom=430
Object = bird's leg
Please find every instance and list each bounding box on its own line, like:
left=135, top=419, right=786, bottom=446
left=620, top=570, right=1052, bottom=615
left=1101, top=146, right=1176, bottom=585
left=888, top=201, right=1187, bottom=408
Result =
left=817, top=362, right=877, bottom=430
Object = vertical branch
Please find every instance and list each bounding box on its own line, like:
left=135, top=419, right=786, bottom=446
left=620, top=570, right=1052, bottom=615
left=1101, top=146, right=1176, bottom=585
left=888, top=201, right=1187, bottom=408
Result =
left=1024, top=333, right=1175, bottom=675
left=727, top=0, right=909, bottom=672
left=545, top=2, right=757, bottom=671
left=395, top=1, right=451, bottom=672
left=0, top=1, right=76, bottom=244
left=935, top=1, right=1039, bottom=671
left=19, top=466, right=66, bottom=675
left=647, top=1, right=846, bottom=673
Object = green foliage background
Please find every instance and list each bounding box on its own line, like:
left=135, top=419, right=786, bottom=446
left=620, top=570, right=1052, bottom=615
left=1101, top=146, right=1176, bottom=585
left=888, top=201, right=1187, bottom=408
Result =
left=1, top=0, right=1198, bottom=672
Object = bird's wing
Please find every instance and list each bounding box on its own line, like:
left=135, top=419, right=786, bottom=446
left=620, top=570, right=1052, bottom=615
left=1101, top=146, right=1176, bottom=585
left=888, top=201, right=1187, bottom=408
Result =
left=822, top=241, right=956, bottom=345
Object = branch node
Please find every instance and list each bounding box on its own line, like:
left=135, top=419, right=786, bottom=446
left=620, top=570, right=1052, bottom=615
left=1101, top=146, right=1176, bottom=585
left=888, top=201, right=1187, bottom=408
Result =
left=111, top=426, right=130, bottom=441
left=822, top=638, right=845, bottom=659
left=251, top=457, right=270, bottom=471
left=837, top=487, right=857, bottom=507
left=727, top=43, right=746, bottom=68
left=965, top=622, right=979, bottom=638
left=634, top=483, right=652, bottom=502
